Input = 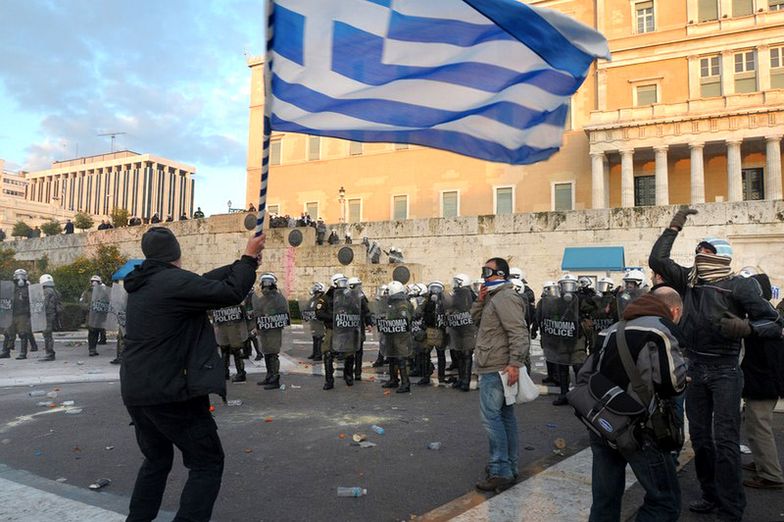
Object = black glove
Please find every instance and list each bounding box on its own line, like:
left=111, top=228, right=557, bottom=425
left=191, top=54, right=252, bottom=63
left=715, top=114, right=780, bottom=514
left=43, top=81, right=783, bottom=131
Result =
left=669, top=208, right=698, bottom=231
left=719, top=312, right=752, bottom=339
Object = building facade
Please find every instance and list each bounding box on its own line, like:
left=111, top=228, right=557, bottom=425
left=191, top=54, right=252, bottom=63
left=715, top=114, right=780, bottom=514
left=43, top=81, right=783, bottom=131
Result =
left=24, top=151, right=196, bottom=221
left=246, top=0, right=784, bottom=224
left=0, top=159, right=75, bottom=232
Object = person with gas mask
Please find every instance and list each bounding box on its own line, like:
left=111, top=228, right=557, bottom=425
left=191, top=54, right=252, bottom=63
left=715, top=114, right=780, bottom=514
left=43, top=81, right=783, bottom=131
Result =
left=445, top=273, right=477, bottom=391
left=617, top=269, right=647, bottom=317
left=417, top=281, right=449, bottom=386
left=371, top=284, right=389, bottom=369
left=586, top=276, right=618, bottom=355
left=408, top=283, right=427, bottom=378
left=80, top=275, right=106, bottom=356
left=316, top=273, right=363, bottom=389
left=649, top=207, right=783, bottom=521
left=302, top=282, right=326, bottom=362
left=534, top=281, right=560, bottom=386
left=348, top=277, right=373, bottom=381
left=1, top=269, right=39, bottom=359
left=537, top=274, right=587, bottom=406
left=378, top=281, right=414, bottom=393
left=38, top=274, right=62, bottom=362
left=253, top=273, right=290, bottom=390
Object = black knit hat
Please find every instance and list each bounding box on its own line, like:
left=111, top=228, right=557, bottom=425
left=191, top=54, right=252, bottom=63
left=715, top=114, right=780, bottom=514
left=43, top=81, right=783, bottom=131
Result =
left=141, top=227, right=181, bottom=262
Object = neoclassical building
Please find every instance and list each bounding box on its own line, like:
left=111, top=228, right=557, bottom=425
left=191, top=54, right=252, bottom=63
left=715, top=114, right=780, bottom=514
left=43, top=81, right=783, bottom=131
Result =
left=246, top=0, right=784, bottom=223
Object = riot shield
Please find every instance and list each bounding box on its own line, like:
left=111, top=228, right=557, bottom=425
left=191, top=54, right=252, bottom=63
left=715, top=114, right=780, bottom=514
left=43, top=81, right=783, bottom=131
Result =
left=0, top=281, right=13, bottom=329
left=590, top=294, right=618, bottom=334
left=299, top=299, right=313, bottom=336
left=539, top=294, right=580, bottom=364
left=88, top=285, right=116, bottom=330
left=253, top=292, right=290, bottom=331
left=377, top=296, right=412, bottom=358
left=28, top=283, right=47, bottom=333
left=332, top=288, right=362, bottom=353
left=617, top=288, right=645, bottom=317
left=212, top=304, right=249, bottom=347
left=110, top=284, right=128, bottom=332
left=444, top=287, right=475, bottom=329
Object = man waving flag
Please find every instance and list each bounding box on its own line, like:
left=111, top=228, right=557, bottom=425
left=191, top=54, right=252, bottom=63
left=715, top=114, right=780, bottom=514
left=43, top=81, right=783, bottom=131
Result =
left=252, top=0, right=609, bottom=232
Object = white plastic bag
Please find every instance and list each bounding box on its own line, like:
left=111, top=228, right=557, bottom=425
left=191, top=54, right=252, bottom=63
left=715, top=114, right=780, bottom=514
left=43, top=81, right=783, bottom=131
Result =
left=499, top=367, right=540, bottom=405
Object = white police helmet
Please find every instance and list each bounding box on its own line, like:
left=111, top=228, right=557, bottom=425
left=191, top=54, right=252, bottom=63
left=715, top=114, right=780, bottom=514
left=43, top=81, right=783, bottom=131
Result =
left=558, top=273, right=579, bottom=294
left=622, top=269, right=645, bottom=288
left=510, top=278, right=524, bottom=294
left=452, top=273, right=471, bottom=289
left=509, top=267, right=523, bottom=280
left=388, top=280, right=406, bottom=296
left=427, top=281, right=445, bottom=294
left=331, top=273, right=348, bottom=288
left=310, top=282, right=326, bottom=295
left=39, top=274, right=54, bottom=287
left=13, top=269, right=28, bottom=280
left=543, top=280, right=560, bottom=297
left=348, top=276, right=362, bottom=289
left=596, top=276, right=615, bottom=294
left=90, top=274, right=102, bottom=284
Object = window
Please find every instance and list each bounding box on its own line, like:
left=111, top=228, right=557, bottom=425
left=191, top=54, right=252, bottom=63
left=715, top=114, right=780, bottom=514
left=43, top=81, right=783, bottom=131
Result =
left=633, top=176, right=656, bottom=206
left=392, top=195, right=408, bottom=220
left=698, top=0, right=719, bottom=21
left=635, top=1, right=655, bottom=33
left=771, top=0, right=784, bottom=10
left=700, top=56, right=721, bottom=97
left=348, top=198, right=362, bottom=223
left=308, top=136, right=320, bottom=161
left=305, top=201, right=318, bottom=220
left=349, top=141, right=363, bottom=156
left=742, top=168, right=765, bottom=200
left=636, top=84, right=658, bottom=106
left=441, top=190, right=459, bottom=218
left=553, top=183, right=573, bottom=211
left=495, top=187, right=514, bottom=214
left=733, top=0, right=753, bottom=16
left=268, top=204, right=279, bottom=215
left=734, top=51, right=757, bottom=93
left=270, top=139, right=282, bottom=165
left=772, top=47, right=784, bottom=88
left=394, top=143, right=409, bottom=150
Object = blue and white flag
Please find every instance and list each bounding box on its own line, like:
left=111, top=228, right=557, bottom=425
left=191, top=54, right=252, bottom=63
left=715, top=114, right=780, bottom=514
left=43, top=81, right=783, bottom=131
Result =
left=268, top=0, right=610, bottom=165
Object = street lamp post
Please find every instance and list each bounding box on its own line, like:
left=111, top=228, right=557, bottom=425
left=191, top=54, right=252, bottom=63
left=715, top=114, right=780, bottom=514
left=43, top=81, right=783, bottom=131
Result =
left=227, top=200, right=232, bottom=214
left=338, top=186, right=346, bottom=223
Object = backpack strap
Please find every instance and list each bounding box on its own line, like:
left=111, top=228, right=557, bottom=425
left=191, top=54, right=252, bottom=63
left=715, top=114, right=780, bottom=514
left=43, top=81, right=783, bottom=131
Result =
left=615, top=321, right=652, bottom=409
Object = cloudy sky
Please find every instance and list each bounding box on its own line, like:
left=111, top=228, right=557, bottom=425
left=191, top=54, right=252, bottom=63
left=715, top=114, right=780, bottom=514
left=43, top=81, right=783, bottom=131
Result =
left=0, top=0, right=264, bottom=215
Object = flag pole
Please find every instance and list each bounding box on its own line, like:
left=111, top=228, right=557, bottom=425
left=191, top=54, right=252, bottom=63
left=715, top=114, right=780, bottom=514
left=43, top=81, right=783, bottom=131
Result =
left=256, top=0, right=275, bottom=236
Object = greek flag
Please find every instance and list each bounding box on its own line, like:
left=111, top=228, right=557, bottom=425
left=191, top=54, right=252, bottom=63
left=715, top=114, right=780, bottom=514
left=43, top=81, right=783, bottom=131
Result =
left=268, top=0, right=610, bottom=165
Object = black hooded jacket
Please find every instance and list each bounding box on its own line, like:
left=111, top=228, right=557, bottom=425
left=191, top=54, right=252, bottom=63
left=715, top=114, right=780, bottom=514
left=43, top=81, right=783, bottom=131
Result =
left=120, top=256, right=258, bottom=406
left=741, top=274, right=784, bottom=400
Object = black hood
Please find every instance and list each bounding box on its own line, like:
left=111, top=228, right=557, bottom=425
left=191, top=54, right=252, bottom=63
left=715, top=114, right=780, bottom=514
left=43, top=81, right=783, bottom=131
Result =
left=752, top=273, right=773, bottom=301
left=124, top=260, right=177, bottom=293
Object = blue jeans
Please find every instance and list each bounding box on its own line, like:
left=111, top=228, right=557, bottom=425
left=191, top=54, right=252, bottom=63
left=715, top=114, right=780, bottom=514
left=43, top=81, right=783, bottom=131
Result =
left=686, top=362, right=745, bottom=521
left=479, top=372, right=518, bottom=479
left=589, top=432, right=680, bottom=522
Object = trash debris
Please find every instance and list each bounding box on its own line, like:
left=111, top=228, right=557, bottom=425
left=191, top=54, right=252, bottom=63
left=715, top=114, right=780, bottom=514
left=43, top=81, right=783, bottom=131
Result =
left=290, top=385, right=301, bottom=389
left=209, top=405, right=216, bottom=412
left=554, top=438, right=567, bottom=450
left=524, top=445, right=536, bottom=451
left=86, top=369, right=101, bottom=374
left=0, top=439, right=10, bottom=445
left=264, top=417, right=273, bottom=423
left=28, top=390, right=46, bottom=397
left=73, top=447, right=81, bottom=452
left=105, top=446, right=114, bottom=451
left=34, top=449, right=42, bottom=457
left=76, top=361, right=85, bottom=366
left=740, top=444, right=752, bottom=455
left=338, top=433, right=347, bottom=439
left=61, top=401, right=75, bottom=407
left=65, top=408, right=83, bottom=415
left=352, top=433, right=367, bottom=443
left=37, top=401, right=54, bottom=407
left=279, top=384, right=286, bottom=391
left=371, top=425, right=385, bottom=435
left=227, top=400, right=243, bottom=407
left=89, top=478, right=111, bottom=490
left=337, top=486, right=367, bottom=497
left=244, top=448, right=253, bottom=454
left=383, top=390, right=391, bottom=396
left=358, top=441, right=377, bottom=449
left=546, top=423, right=558, bottom=429
left=55, top=478, right=67, bottom=483
left=427, top=442, right=442, bottom=451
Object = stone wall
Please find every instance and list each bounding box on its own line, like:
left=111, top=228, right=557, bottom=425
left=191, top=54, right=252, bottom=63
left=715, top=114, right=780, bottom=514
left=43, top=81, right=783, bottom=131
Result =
left=7, top=201, right=784, bottom=299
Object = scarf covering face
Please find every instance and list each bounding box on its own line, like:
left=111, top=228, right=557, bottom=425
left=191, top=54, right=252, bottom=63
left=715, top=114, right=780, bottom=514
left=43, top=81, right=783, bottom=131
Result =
left=688, top=253, right=733, bottom=287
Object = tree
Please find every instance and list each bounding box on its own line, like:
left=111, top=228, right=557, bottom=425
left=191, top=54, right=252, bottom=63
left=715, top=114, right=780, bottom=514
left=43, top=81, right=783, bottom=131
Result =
left=110, top=207, right=130, bottom=228
left=40, top=220, right=62, bottom=236
left=0, top=247, right=16, bottom=280
left=11, top=221, right=32, bottom=238
left=50, top=245, right=128, bottom=302
left=73, top=212, right=94, bottom=231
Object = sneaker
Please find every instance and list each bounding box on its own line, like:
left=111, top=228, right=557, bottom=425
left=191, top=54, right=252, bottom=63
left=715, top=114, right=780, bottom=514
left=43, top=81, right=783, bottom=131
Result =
left=743, top=477, right=784, bottom=489
left=475, top=476, right=514, bottom=493
left=688, top=499, right=716, bottom=513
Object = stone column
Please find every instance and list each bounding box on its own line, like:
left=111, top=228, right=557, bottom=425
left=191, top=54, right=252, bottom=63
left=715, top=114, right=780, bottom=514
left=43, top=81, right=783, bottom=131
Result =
left=759, top=45, right=771, bottom=92
left=690, top=143, right=705, bottom=204
left=766, top=135, right=783, bottom=201
left=654, top=145, right=669, bottom=206
left=727, top=139, right=743, bottom=202
left=591, top=152, right=606, bottom=209
left=721, top=50, right=734, bottom=96
left=621, top=149, right=635, bottom=207
left=687, top=55, right=699, bottom=99
left=602, top=156, right=610, bottom=208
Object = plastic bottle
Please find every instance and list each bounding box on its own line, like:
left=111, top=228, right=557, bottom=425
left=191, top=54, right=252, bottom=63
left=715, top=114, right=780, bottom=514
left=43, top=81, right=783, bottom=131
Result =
left=427, top=442, right=442, bottom=450
left=29, top=390, right=46, bottom=397
left=371, top=425, right=384, bottom=435
left=337, top=487, right=367, bottom=497
left=227, top=400, right=243, bottom=407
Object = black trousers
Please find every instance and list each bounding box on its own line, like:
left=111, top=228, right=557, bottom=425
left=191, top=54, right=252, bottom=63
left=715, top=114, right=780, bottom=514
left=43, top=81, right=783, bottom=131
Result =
left=126, top=396, right=224, bottom=522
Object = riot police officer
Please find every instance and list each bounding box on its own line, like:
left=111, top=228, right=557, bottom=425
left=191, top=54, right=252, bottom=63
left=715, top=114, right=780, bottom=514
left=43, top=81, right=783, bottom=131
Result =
left=586, top=276, right=618, bottom=354
left=348, top=276, right=373, bottom=381
left=445, top=273, right=477, bottom=391
left=371, top=284, right=389, bottom=368
left=212, top=303, right=249, bottom=383
left=418, top=281, right=448, bottom=386
left=378, top=281, right=414, bottom=393
left=617, top=269, right=647, bottom=316
left=38, top=274, right=62, bottom=362
left=533, top=280, right=560, bottom=386
left=302, top=282, right=326, bottom=362
left=254, top=273, right=290, bottom=390
left=316, top=273, right=364, bottom=389
left=2, top=269, right=39, bottom=359
left=80, top=275, right=105, bottom=356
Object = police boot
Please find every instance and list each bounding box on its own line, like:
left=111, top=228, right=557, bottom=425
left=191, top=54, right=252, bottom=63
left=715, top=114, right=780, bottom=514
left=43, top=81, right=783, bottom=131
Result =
left=313, top=337, right=323, bottom=361
left=223, top=350, right=231, bottom=380
left=436, top=349, right=447, bottom=384
left=323, top=352, right=335, bottom=390
left=409, top=353, right=422, bottom=377
left=232, top=353, right=247, bottom=383
left=242, top=340, right=252, bottom=359
left=446, top=349, right=458, bottom=371
left=396, top=358, right=410, bottom=393
left=0, top=339, right=10, bottom=359
left=371, top=352, right=386, bottom=368
left=16, top=338, right=27, bottom=360
left=382, top=359, right=399, bottom=388
left=417, top=350, right=432, bottom=386
left=452, top=354, right=465, bottom=389
left=264, top=355, right=281, bottom=390
left=460, top=356, right=473, bottom=392
left=354, top=347, right=363, bottom=381
left=552, top=365, right=570, bottom=406
left=40, top=336, right=55, bottom=362
left=252, top=336, right=263, bottom=361
left=258, top=354, right=273, bottom=385
left=29, top=334, right=38, bottom=352
left=98, top=329, right=107, bottom=345
left=343, top=355, right=354, bottom=386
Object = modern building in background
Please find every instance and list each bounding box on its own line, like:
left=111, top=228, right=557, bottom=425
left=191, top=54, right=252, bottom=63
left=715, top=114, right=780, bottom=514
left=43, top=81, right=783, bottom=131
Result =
left=0, top=158, right=75, bottom=232
left=246, top=0, right=784, bottom=224
left=24, top=151, right=196, bottom=221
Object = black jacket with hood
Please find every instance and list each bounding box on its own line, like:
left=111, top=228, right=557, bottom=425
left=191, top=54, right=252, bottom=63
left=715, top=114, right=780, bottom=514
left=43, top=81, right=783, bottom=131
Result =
left=741, top=274, right=784, bottom=400
left=120, top=256, right=258, bottom=406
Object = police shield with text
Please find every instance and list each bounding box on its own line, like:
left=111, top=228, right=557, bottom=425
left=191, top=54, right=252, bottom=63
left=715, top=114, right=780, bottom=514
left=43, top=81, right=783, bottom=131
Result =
left=37, top=274, right=62, bottom=362
left=418, top=281, right=448, bottom=386
left=253, top=273, right=290, bottom=390
left=1, top=269, right=40, bottom=359
left=378, top=281, right=414, bottom=393
left=445, top=274, right=476, bottom=391
left=302, top=282, right=326, bottom=362
left=348, top=277, right=373, bottom=381
left=213, top=302, right=250, bottom=383
left=587, top=277, right=618, bottom=354
left=109, top=282, right=128, bottom=365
